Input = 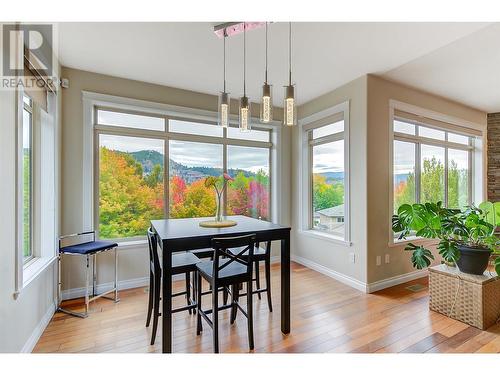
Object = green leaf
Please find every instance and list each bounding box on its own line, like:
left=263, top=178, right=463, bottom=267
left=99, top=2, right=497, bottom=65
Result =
left=495, top=257, right=500, bottom=276
left=404, top=243, right=435, bottom=269
left=479, top=201, right=495, bottom=226
left=437, top=240, right=459, bottom=263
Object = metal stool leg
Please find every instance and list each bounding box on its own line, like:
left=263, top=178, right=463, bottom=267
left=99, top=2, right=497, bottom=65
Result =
left=93, top=253, right=97, bottom=297
left=85, top=254, right=90, bottom=316
left=114, top=247, right=119, bottom=302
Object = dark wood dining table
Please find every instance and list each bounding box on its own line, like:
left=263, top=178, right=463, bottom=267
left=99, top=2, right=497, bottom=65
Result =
left=150, top=215, right=291, bottom=353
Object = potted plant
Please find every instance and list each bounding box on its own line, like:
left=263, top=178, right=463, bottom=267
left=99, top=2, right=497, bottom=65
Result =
left=392, top=201, right=500, bottom=275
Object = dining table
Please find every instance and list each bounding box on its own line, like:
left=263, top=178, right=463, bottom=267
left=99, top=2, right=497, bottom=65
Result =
left=150, top=215, right=291, bottom=353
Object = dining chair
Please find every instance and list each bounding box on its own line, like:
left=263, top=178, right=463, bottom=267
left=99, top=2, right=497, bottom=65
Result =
left=195, top=234, right=256, bottom=353
left=229, top=241, right=273, bottom=312
left=146, top=228, right=199, bottom=345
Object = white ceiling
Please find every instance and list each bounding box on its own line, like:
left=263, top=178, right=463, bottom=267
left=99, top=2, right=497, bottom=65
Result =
left=57, top=22, right=497, bottom=111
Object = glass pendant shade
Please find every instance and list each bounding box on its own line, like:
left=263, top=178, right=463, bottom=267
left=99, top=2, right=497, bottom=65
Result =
left=283, top=84, right=297, bottom=126
left=239, top=95, right=251, bottom=132
left=218, top=92, right=230, bottom=128
left=260, top=83, right=273, bottom=123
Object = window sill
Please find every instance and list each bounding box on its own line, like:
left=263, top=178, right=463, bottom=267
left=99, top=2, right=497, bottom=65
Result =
left=299, top=229, right=352, bottom=247
left=388, top=236, right=439, bottom=248
left=22, top=255, right=57, bottom=289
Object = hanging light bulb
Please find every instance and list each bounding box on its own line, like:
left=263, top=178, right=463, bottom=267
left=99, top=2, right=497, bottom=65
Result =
left=260, top=22, right=273, bottom=123
left=283, top=22, right=297, bottom=126
left=239, top=22, right=251, bottom=132
left=218, top=30, right=230, bottom=128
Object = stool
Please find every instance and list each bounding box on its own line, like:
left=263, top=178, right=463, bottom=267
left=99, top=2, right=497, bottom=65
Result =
left=58, top=231, right=119, bottom=318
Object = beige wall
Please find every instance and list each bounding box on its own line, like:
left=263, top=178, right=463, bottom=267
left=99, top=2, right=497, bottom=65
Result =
left=292, top=76, right=368, bottom=285
left=366, top=75, right=487, bottom=284
left=60, top=67, right=290, bottom=293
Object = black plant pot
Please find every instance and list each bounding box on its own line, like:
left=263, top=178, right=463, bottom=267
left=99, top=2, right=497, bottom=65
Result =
left=456, top=245, right=492, bottom=275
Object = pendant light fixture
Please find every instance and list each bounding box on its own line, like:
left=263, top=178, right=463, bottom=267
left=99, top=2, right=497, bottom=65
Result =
left=283, top=22, right=297, bottom=126
left=218, top=30, right=230, bottom=128
left=260, top=22, right=272, bottom=123
left=239, top=22, right=251, bottom=132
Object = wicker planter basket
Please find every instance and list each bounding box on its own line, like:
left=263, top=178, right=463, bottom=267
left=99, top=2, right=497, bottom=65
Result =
left=429, top=264, right=500, bottom=330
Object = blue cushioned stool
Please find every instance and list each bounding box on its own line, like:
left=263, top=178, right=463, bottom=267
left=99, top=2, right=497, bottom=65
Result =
left=58, top=231, right=119, bottom=318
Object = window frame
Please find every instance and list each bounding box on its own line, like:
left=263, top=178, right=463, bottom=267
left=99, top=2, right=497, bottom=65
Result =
left=93, top=105, right=274, bottom=242
left=389, top=100, right=484, bottom=245
left=300, top=100, right=351, bottom=245
left=22, top=95, right=34, bottom=264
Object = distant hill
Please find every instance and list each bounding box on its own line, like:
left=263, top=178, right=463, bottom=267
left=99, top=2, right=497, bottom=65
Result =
left=128, top=149, right=258, bottom=181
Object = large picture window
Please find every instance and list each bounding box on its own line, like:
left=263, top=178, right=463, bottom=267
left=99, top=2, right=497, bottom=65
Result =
left=95, top=108, right=273, bottom=240
left=393, top=116, right=475, bottom=219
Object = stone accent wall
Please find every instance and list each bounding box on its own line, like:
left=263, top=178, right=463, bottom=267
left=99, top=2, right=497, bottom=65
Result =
left=488, top=113, right=500, bottom=201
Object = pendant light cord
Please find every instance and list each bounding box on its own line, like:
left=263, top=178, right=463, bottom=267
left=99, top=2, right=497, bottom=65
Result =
left=243, top=22, right=246, bottom=96
left=223, top=31, right=226, bottom=92
left=265, top=22, right=268, bottom=84
left=289, top=22, right=292, bottom=86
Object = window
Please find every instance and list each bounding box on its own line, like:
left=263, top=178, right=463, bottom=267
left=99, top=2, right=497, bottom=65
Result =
left=169, top=140, right=222, bottom=218
left=393, top=116, right=475, bottom=222
left=97, top=109, right=165, bottom=131
left=227, top=145, right=270, bottom=221
left=303, top=105, right=349, bottom=242
left=94, top=107, right=274, bottom=240
left=22, top=95, right=33, bottom=262
left=98, top=134, right=165, bottom=239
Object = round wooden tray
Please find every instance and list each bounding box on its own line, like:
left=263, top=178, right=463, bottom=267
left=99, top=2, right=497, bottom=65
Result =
left=199, top=220, right=237, bottom=228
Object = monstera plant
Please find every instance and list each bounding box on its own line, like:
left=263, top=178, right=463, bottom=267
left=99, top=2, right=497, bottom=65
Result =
left=392, top=201, right=500, bottom=275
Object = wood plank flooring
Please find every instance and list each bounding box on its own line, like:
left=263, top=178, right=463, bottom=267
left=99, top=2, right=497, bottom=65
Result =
left=34, top=262, right=500, bottom=353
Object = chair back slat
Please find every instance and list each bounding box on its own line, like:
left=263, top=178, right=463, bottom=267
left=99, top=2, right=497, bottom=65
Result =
left=147, top=228, right=161, bottom=276
left=211, top=234, right=256, bottom=280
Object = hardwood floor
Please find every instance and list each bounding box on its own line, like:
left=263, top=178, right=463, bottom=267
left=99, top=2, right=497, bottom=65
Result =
left=34, top=262, right=500, bottom=353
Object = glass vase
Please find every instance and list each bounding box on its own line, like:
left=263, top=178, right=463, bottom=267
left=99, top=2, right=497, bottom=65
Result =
left=215, top=192, right=223, bottom=222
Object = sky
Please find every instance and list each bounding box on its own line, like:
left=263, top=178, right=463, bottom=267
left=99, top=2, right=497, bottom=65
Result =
left=312, top=140, right=344, bottom=174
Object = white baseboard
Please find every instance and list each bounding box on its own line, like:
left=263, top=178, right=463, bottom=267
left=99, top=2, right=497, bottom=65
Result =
left=366, top=269, right=428, bottom=293
left=291, top=254, right=367, bottom=292
left=61, top=276, right=150, bottom=300
left=291, top=254, right=429, bottom=294
left=21, top=302, right=56, bottom=353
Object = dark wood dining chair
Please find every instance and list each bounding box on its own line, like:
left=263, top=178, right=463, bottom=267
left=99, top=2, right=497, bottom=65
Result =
left=146, top=228, right=199, bottom=345
left=196, top=234, right=256, bottom=353
left=229, top=241, right=272, bottom=312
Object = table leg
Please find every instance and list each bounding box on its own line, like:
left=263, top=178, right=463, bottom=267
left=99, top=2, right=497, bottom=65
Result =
left=162, top=242, right=172, bottom=353
left=281, top=232, right=290, bottom=334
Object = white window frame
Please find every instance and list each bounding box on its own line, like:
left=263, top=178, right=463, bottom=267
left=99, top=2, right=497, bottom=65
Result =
left=15, top=89, right=58, bottom=297
left=82, top=91, right=282, bottom=243
left=299, top=100, right=351, bottom=246
left=388, top=100, right=486, bottom=245
left=21, top=94, right=34, bottom=264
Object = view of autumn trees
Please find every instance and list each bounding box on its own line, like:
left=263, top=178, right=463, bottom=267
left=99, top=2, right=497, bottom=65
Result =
left=394, top=156, right=468, bottom=213
left=99, top=147, right=269, bottom=239
left=312, top=174, right=344, bottom=213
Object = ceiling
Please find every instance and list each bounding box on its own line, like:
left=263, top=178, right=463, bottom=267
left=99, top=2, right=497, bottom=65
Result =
left=57, top=22, right=498, bottom=111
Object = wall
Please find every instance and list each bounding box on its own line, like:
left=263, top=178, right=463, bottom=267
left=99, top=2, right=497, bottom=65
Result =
left=0, top=77, right=61, bottom=352
left=487, top=113, right=500, bottom=201
left=60, top=67, right=291, bottom=294
left=291, top=76, right=368, bottom=288
left=366, top=75, right=487, bottom=285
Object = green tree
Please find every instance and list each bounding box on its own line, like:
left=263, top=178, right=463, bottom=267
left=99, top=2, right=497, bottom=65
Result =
left=312, top=174, right=344, bottom=212
left=394, top=156, right=468, bottom=213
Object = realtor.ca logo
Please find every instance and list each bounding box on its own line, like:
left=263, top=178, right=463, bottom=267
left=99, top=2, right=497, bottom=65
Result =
left=1, top=23, right=58, bottom=90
